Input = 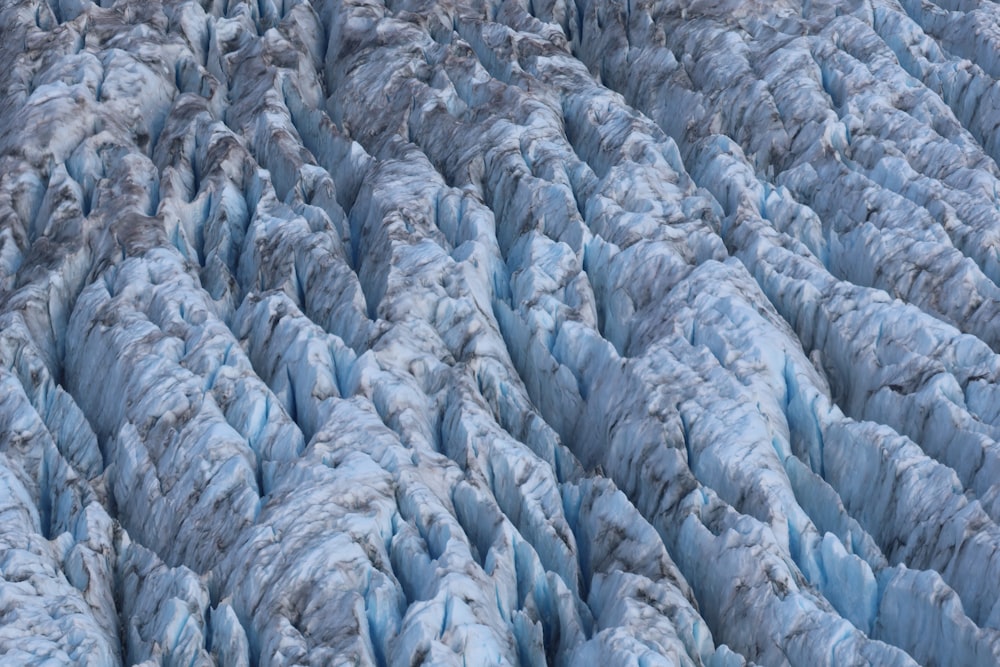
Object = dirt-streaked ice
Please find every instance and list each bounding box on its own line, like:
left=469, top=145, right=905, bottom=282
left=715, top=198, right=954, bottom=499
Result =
left=4, top=0, right=1000, bottom=664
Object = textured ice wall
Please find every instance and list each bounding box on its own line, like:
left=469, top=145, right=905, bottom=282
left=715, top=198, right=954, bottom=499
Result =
left=3, top=0, right=1000, bottom=665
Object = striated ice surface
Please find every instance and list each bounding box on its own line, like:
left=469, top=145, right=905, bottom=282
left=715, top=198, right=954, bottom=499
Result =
left=4, top=0, right=1000, bottom=664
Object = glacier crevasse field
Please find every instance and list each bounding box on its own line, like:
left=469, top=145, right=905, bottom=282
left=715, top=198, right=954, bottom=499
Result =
left=3, top=0, right=1000, bottom=664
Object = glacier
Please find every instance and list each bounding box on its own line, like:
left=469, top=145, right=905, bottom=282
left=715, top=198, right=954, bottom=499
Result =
left=3, top=0, right=1000, bottom=664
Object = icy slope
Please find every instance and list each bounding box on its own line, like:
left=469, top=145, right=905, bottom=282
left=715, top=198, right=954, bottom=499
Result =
left=3, top=0, right=1000, bottom=664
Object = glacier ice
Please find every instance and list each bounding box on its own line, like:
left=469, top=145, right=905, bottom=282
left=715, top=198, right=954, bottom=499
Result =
left=4, top=0, right=1000, bottom=664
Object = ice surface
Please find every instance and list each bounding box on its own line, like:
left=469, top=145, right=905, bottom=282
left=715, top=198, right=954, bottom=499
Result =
left=4, top=0, right=1000, bottom=664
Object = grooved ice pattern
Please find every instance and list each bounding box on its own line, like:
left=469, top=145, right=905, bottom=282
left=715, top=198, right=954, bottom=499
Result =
left=2, top=0, right=1000, bottom=665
